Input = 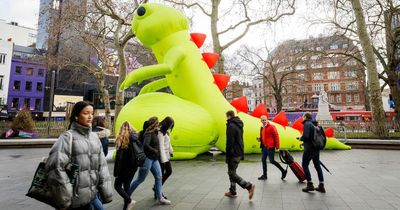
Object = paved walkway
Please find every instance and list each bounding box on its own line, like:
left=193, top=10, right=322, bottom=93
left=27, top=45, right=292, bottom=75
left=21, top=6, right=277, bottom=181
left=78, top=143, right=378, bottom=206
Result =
left=0, top=148, right=399, bottom=210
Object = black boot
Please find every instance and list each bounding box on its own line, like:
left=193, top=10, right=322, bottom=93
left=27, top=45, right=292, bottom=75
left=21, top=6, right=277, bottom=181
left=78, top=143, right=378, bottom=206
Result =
left=302, top=182, right=315, bottom=192
left=315, top=183, right=326, bottom=193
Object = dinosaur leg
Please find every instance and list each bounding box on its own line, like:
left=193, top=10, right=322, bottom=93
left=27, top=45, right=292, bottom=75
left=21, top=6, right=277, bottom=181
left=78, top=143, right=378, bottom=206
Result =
left=115, top=92, right=219, bottom=160
left=138, top=78, right=168, bottom=95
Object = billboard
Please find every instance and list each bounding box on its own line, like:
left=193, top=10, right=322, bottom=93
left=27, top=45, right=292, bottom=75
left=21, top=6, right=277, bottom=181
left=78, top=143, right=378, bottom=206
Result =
left=53, top=95, right=83, bottom=111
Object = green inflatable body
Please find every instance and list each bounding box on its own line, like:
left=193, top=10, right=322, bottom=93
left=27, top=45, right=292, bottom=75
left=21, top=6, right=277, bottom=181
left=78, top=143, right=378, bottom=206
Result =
left=116, top=3, right=350, bottom=160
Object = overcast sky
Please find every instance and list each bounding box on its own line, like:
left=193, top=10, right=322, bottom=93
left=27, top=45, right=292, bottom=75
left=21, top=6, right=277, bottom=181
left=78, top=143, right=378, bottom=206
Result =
left=0, top=0, right=40, bottom=29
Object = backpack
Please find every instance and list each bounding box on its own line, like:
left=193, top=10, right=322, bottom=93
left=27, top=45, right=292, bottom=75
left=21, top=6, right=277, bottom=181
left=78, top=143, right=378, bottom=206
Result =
left=312, top=126, right=326, bottom=150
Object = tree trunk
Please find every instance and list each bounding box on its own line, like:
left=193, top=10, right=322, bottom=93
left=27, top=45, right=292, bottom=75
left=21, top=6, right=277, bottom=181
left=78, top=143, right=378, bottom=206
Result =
left=388, top=75, right=400, bottom=129
left=210, top=0, right=224, bottom=74
left=98, top=75, right=112, bottom=130
left=115, top=45, right=127, bottom=120
left=350, top=0, right=388, bottom=136
left=275, top=93, right=283, bottom=113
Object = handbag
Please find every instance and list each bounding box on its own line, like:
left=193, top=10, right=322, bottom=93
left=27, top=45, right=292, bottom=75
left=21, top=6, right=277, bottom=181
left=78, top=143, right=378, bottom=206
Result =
left=26, top=131, right=79, bottom=208
left=132, top=141, right=146, bottom=167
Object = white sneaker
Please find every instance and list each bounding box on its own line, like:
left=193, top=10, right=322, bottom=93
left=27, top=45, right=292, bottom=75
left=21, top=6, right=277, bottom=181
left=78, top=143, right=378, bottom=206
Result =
left=158, top=197, right=171, bottom=205
left=127, top=200, right=136, bottom=210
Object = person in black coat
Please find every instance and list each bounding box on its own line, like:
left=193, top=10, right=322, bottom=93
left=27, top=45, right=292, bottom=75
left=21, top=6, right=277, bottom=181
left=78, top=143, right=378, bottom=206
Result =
left=114, top=121, right=138, bottom=210
left=300, top=112, right=325, bottom=193
left=224, top=110, right=255, bottom=200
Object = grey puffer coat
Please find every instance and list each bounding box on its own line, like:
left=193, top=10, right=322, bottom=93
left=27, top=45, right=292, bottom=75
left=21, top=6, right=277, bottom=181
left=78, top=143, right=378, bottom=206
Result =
left=45, top=122, right=113, bottom=209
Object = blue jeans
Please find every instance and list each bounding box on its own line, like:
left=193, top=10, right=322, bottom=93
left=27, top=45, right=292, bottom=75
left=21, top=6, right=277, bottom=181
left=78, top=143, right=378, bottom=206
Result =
left=302, top=144, right=324, bottom=183
left=90, top=194, right=104, bottom=210
left=129, top=158, right=163, bottom=199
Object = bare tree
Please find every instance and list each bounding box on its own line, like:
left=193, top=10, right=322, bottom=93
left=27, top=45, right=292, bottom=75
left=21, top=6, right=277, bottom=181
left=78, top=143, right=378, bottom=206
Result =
left=164, top=0, right=296, bottom=74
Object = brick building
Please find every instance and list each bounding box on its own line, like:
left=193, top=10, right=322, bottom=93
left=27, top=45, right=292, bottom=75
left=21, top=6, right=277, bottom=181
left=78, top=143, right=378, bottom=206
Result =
left=263, top=35, right=367, bottom=111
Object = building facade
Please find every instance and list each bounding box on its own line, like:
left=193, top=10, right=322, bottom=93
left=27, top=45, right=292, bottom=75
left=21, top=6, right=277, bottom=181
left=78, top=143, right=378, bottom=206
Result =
left=0, top=40, right=13, bottom=105
left=0, top=19, right=36, bottom=47
left=264, top=35, right=367, bottom=111
left=7, top=46, right=46, bottom=117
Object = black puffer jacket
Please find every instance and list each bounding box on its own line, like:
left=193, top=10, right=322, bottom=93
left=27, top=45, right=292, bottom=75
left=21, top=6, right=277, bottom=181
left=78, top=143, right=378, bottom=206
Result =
left=226, top=116, right=244, bottom=158
left=114, top=131, right=138, bottom=180
left=143, top=131, right=160, bottom=160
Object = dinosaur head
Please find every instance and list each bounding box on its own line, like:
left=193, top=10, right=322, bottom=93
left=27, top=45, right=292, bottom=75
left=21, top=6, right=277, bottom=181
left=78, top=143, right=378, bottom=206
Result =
left=132, top=3, right=189, bottom=48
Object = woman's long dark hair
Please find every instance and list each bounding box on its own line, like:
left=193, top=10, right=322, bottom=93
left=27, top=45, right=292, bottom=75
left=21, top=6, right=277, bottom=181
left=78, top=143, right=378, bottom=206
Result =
left=160, top=116, right=174, bottom=135
left=68, top=101, right=94, bottom=129
left=145, top=117, right=159, bottom=134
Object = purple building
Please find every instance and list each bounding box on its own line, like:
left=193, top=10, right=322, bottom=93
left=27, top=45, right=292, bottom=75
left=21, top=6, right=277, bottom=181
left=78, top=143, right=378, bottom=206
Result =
left=7, top=45, right=46, bottom=117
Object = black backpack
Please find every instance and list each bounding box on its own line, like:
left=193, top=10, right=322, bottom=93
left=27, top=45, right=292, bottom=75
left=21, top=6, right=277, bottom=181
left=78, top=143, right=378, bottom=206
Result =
left=312, top=126, right=326, bottom=150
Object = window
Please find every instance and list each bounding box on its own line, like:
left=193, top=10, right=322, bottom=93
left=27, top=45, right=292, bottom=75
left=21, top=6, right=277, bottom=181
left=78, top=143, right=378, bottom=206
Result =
left=27, top=68, right=34, bottom=76
left=38, top=69, right=44, bottom=76
left=13, top=81, right=21, bottom=90
left=298, top=73, right=305, bottom=80
left=15, top=66, right=22, bottom=74
left=312, top=83, right=323, bottom=92
left=329, top=95, right=334, bottom=103
left=346, top=60, right=357, bottom=66
left=344, top=70, right=357, bottom=78
left=354, top=94, right=360, bottom=103
left=25, top=81, right=32, bottom=91
left=328, top=71, right=340, bottom=79
left=36, top=82, right=43, bottom=91
left=337, top=95, right=342, bottom=103
left=310, top=55, right=319, bottom=60
left=330, top=44, right=338, bottom=50
left=346, top=82, right=358, bottom=90
left=311, top=63, right=322, bottom=69
left=295, top=65, right=306, bottom=70
left=0, top=75, right=3, bottom=90
left=24, top=98, right=31, bottom=109
left=316, top=46, right=323, bottom=51
left=297, top=85, right=307, bottom=93
left=0, top=53, right=6, bottom=64
left=35, top=99, right=41, bottom=110
left=330, top=83, right=341, bottom=91
left=11, top=98, right=19, bottom=110
left=343, top=43, right=348, bottom=48
left=346, top=94, right=352, bottom=103
left=313, top=73, right=323, bottom=80
left=326, top=62, right=339, bottom=68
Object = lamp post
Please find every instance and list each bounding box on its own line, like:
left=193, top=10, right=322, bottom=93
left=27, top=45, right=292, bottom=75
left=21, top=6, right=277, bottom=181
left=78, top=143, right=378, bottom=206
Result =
left=47, top=70, right=55, bottom=135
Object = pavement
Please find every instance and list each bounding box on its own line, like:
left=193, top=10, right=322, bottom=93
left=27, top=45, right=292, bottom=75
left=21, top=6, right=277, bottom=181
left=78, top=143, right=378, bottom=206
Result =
left=1, top=148, right=400, bottom=210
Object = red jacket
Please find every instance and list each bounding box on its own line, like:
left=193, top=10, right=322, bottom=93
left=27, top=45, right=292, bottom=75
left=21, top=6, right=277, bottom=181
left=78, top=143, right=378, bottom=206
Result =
left=262, top=123, right=280, bottom=149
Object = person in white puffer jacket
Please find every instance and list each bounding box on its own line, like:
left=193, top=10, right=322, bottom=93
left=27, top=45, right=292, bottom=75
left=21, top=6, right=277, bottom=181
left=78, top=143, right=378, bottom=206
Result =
left=45, top=101, right=113, bottom=210
left=157, top=117, right=174, bottom=198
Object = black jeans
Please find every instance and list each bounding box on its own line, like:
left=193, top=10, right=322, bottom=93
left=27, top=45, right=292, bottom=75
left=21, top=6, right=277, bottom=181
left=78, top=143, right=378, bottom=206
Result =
left=262, top=147, right=285, bottom=175
left=114, top=172, right=135, bottom=210
left=67, top=203, right=92, bottom=210
left=302, top=145, right=324, bottom=183
left=227, top=156, right=251, bottom=193
left=161, top=161, right=172, bottom=185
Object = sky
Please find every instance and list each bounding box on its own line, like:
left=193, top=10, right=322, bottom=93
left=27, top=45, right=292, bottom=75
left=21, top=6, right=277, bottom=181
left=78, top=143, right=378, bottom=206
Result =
left=0, top=0, right=40, bottom=29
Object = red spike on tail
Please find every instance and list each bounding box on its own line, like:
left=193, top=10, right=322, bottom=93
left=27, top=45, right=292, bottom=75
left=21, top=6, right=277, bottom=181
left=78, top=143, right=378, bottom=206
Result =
left=190, top=33, right=206, bottom=48
left=213, top=74, right=230, bottom=91
left=291, top=117, right=304, bottom=132
left=272, top=111, right=288, bottom=127
left=202, top=53, right=219, bottom=69
left=251, top=103, right=268, bottom=118
left=230, top=96, right=248, bottom=113
left=325, top=127, right=334, bottom=137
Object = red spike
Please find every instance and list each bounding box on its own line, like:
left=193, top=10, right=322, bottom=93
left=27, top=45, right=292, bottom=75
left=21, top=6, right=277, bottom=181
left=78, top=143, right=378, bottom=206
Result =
left=190, top=33, right=206, bottom=48
left=272, top=111, right=289, bottom=127
left=251, top=103, right=268, bottom=118
left=291, top=117, right=304, bottom=132
left=230, top=96, right=248, bottom=113
left=325, top=127, right=334, bottom=138
left=213, top=74, right=230, bottom=91
left=202, top=53, right=219, bottom=69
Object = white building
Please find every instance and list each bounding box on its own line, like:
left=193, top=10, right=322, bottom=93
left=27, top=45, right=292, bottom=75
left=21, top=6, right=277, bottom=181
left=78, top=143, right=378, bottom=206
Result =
left=0, top=19, right=37, bottom=47
left=0, top=40, right=13, bottom=105
left=253, top=75, right=265, bottom=106
left=243, top=83, right=256, bottom=112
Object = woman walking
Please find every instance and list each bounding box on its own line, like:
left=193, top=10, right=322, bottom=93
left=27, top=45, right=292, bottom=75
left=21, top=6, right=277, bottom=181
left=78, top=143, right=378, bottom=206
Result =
left=157, top=117, right=174, bottom=197
left=129, top=117, right=171, bottom=205
left=92, top=116, right=111, bottom=157
left=46, top=101, right=113, bottom=210
left=114, top=121, right=139, bottom=210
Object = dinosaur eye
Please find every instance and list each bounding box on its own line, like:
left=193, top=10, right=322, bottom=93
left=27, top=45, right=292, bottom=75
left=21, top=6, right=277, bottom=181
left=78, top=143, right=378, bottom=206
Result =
left=137, top=6, right=146, bottom=16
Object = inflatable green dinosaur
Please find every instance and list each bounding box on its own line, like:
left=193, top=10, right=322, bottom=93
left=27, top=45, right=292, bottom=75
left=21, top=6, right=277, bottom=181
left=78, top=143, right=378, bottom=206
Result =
left=116, top=3, right=350, bottom=160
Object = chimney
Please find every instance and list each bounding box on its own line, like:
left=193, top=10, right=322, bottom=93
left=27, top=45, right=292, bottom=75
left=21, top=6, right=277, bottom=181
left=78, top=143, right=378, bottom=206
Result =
left=7, top=38, right=12, bottom=42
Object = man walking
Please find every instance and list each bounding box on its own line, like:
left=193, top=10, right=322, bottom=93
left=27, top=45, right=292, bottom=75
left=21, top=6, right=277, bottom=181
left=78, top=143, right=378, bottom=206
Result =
left=300, top=112, right=325, bottom=193
left=224, top=110, right=255, bottom=200
left=260, top=116, right=287, bottom=180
